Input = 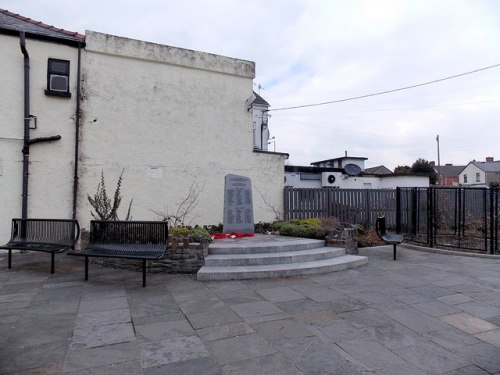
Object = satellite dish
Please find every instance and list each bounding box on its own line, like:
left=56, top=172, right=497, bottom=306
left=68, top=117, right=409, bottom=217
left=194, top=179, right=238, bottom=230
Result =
left=327, top=175, right=336, bottom=184
left=344, top=163, right=362, bottom=176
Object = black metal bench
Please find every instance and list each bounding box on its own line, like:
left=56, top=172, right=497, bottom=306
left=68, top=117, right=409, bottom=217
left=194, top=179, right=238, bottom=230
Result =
left=0, top=218, right=80, bottom=273
left=375, top=216, right=403, bottom=261
left=67, top=220, right=168, bottom=287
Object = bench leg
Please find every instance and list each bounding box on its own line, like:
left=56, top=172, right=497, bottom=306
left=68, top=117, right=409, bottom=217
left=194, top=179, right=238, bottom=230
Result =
left=85, top=256, right=89, bottom=281
left=393, top=244, right=397, bottom=261
left=142, top=259, right=146, bottom=288
left=8, top=249, right=12, bottom=269
left=51, top=253, right=55, bottom=274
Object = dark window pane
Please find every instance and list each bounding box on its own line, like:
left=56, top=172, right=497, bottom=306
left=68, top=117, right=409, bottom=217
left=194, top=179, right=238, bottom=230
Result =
left=49, top=60, right=69, bottom=74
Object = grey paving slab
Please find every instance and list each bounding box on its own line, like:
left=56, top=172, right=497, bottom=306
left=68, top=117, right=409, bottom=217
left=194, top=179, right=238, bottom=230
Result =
left=250, top=318, right=315, bottom=341
left=139, top=335, right=210, bottom=369
left=409, top=284, right=455, bottom=298
left=313, top=318, right=370, bottom=342
left=78, top=296, right=129, bottom=313
left=295, top=340, right=366, bottom=375
left=373, top=363, right=427, bottom=375
left=128, top=294, right=180, bottom=318
left=437, top=293, right=474, bottom=305
left=385, top=306, right=452, bottom=333
left=412, top=299, right=462, bottom=317
left=350, top=290, right=406, bottom=310
left=65, top=360, right=143, bottom=375
left=186, top=308, right=243, bottom=329
left=337, top=338, right=405, bottom=370
left=256, top=286, right=305, bottom=302
left=2, top=242, right=500, bottom=374
left=231, top=300, right=284, bottom=318
left=212, top=288, right=264, bottom=305
left=338, top=308, right=395, bottom=328
left=440, top=312, right=498, bottom=334
left=360, top=321, right=428, bottom=349
left=220, top=353, right=300, bottom=375
left=456, top=300, right=500, bottom=319
left=178, top=293, right=225, bottom=314
left=442, top=365, right=492, bottom=375
left=75, top=308, right=132, bottom=327
left=196, top=322, right=255, bottom=342
left=392, top=340, right=471, bottom=373
left=270, top=336, right=318, bottom=363
left=423, top=326, right=481, bottom=349
left=0, top=340, right=68, bottom=374
left=144, top=356, right=221, bottom=375
left=486, top=314, right=500, bottom=326
left=204, top=333, right=276, bottom=365
left=475, top=328, right=500, bottom=348
left=289, top=283, right=345, bottom=302
left=63, top=342, right=139, bottom=372
left=454, top=343, right=500, bottom=374
left=135, top=319, right=195, bottom=342
left=71, top=322, right=136, bottom=348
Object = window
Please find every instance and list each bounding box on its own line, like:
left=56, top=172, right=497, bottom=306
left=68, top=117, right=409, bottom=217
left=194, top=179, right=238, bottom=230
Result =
left=476, top=173, right=480, bottom=182
left=464, top=174, right=468, bottom=183
left=45, top=58, right=71, bottom=97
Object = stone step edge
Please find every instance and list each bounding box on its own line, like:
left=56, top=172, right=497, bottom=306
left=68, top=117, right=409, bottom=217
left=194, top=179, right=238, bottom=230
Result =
left=197, top=255, right=368, bottom=281
left=209, top=239, right=327, bottom=254
left=204, top=247, right=345, bottom=266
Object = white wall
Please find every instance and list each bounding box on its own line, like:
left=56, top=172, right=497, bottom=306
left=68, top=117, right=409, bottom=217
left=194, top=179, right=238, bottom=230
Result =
left=285, top=170, right=429, bottom=189
left=0, top=34, right=79, bottom=242
left=251, top=103, right=269, bottom=151
left=78, top=31, right=286, bottom=229
left=460, top=163, right=485, bottom=186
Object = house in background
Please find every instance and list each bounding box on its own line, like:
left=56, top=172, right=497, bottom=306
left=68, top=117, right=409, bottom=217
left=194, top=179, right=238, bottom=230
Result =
left=247, top=91, right=271, bottom=151
left=285, top=155, right=429, bottom=189
left=433, top=163, right=465, bottom=186
left=0, top=9, right=288, bottom=242
left=459, top=157, right=500, bottom=187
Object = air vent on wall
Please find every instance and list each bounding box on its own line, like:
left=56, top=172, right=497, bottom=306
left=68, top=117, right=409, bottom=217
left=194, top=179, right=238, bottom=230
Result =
left=49, top=75, right=68, bottom=92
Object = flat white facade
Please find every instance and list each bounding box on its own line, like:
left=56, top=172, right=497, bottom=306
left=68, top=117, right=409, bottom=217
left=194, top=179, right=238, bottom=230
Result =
left=0, top=33, right=79, bottom=242
left=285, top=170, right=429, bottom=189
left=78, top=31, right=287, bottom=228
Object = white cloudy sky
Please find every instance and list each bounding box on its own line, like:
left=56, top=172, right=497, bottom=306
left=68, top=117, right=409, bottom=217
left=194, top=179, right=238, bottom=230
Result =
left=3, top=0, right=499, bottom=170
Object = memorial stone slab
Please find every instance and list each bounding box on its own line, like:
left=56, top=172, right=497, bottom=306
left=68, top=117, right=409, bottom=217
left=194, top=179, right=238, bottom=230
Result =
left=223, top=174, right=254, bottom=233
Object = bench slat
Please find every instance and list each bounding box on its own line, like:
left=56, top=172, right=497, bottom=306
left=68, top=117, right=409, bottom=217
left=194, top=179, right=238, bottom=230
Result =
left=68, top=220, right=168, bottom=287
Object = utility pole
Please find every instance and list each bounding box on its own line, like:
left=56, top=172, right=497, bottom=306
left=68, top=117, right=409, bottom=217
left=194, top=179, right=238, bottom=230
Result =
left=436, top=134, right=441, bottom=185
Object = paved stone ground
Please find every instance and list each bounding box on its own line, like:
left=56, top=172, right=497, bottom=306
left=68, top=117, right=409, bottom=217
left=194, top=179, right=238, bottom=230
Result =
left=1, top=245, right=500, bottom=374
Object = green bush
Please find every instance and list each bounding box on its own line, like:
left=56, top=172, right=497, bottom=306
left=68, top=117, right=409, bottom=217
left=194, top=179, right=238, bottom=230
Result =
left=170, top=227, right=211, bottom=242
left=272, top=219, right=325, bottom=239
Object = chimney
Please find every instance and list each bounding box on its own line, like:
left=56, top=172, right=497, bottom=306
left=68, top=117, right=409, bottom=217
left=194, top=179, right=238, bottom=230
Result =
left=430, top=161, right=435, bottom=167
left=445, top=163, right=452, bottom=166
left=486, top=157, right=494, bottom=163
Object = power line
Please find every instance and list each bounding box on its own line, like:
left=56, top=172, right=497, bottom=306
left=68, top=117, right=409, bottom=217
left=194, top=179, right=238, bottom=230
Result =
left=269, top=63, right=500, bottom=112
left=271, top=99, right=500, bottom=117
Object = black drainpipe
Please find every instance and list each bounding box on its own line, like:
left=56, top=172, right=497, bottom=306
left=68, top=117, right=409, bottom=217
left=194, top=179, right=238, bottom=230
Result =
left=72, top=44, right=82, bottom=220
left=20, top=32, right=30, bottom=220
left=19, top=32, right=61, bottom=220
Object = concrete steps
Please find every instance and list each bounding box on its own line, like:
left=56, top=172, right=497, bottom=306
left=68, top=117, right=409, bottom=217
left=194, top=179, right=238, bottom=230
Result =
left=197, top=235, right=368, bottom=281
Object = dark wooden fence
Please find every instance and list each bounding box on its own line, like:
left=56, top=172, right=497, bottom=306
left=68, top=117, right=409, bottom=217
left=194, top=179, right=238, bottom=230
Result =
left=283, top=187, right=398, bottom=228
left=284, top=186, right=499, bottom=254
